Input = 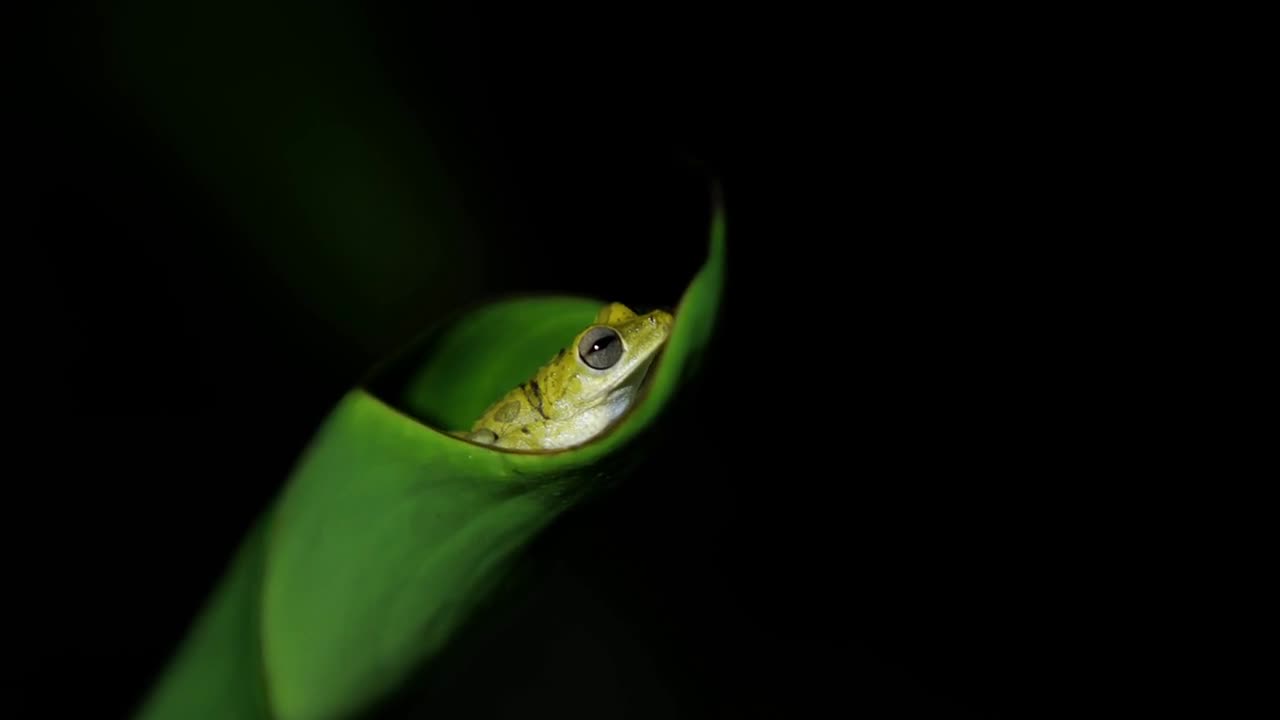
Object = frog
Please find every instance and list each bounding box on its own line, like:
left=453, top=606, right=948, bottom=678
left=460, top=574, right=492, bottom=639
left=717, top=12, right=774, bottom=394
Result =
left=453, top=302, right=674, bottom=451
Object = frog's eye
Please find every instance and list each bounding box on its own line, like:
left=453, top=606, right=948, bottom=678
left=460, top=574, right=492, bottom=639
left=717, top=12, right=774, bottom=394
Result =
left=578, top=327, right=624, bottom=370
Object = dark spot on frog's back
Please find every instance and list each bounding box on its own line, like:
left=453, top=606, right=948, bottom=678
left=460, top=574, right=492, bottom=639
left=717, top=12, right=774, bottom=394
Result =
left=521, top=426, right=530, bottom=434
left=526, top=380, right=547, bottom=418
left=495, top=401, right=520, bottom=423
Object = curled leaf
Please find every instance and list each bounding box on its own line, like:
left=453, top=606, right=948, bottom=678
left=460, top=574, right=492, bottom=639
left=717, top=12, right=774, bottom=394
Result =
left=135, top=205, right=725, bottom=720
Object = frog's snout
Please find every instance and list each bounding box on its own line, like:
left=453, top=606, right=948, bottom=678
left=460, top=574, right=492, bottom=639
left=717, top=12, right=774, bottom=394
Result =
left=647, top=311, right=675, bottom=334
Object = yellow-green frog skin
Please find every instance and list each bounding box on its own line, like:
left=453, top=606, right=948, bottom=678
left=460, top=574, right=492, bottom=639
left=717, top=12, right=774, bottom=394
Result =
left=454, top=302, right=674, bottom=451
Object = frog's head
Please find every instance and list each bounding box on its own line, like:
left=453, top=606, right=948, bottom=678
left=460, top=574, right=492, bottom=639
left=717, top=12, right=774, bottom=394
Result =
left=543, top=302, right=674, bottom=418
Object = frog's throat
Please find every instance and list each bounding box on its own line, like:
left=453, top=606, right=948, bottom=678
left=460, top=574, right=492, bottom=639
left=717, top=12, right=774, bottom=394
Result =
left=569, top=355, right=657, bottom=415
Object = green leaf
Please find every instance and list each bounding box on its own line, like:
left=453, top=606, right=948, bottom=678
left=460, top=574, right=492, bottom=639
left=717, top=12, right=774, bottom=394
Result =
left=133, top=519, right=273, bottom=720
left=135, top=205, right=725, bottom=720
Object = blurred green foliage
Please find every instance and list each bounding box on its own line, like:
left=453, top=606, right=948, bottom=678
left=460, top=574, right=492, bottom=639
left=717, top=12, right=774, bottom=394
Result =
left=104, top=0, right=484, bottom=353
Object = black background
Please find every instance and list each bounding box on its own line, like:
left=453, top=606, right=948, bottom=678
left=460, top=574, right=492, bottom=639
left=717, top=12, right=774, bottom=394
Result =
left=14, top=3, right=1170, bottom=718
